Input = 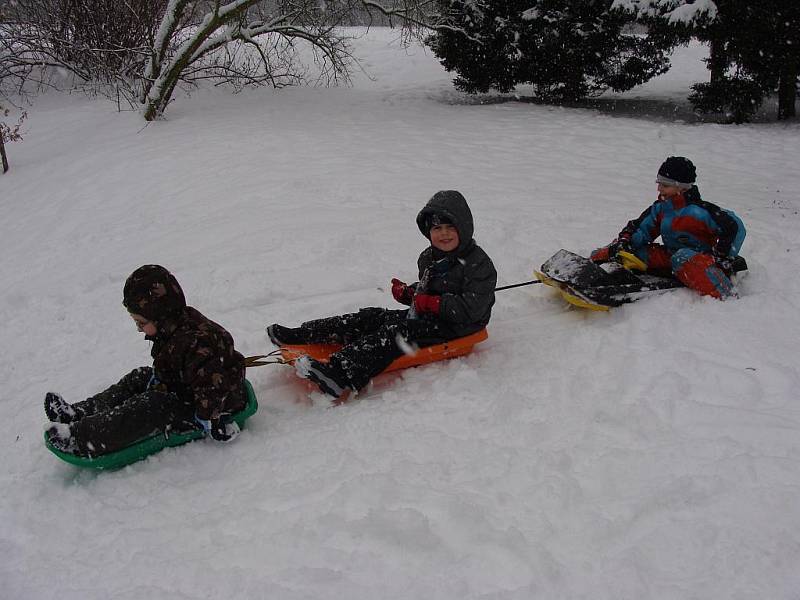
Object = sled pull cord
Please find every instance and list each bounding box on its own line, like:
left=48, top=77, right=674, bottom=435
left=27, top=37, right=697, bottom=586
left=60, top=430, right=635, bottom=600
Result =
left=246, top=280, right=542, bottom=368
left=494, top=280, right=541, bottom=292
left=244, top=349, right=289, bottom=368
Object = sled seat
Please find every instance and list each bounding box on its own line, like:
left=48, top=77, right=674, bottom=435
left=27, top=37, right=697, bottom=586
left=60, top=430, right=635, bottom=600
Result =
left=44, top=379, right=258, bottom=470
left=278, top=328, right=488, bottom=373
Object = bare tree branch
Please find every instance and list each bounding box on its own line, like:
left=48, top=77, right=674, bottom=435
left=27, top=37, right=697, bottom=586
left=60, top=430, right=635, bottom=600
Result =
left=2, top=0, right=444, bottom=120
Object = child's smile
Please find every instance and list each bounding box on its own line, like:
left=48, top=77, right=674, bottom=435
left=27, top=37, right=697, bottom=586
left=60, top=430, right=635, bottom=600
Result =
left=430, top=223, right=459, bottom=252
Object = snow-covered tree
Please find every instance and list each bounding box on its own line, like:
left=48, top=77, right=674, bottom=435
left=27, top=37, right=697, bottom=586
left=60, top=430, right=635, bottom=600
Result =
left=615, top=0, right=799, bottom=121
left=0, top=0, right=169, bottom=101
left=1, top=0, right=441, bottom=120
left=428, top=0, right=673, bottom=102
left=139, top=0, right=442, bottom=120
left=730, top=1, right=799, bottom=120
left=611, top=0, right=717, bottom=22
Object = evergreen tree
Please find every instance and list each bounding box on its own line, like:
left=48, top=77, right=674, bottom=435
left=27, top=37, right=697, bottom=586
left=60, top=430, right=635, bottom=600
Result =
left=732, top=1, right=799, bottom=120
left=617, top=0, right=798, bottom=121
left=428, top=0, right=673, bottom=102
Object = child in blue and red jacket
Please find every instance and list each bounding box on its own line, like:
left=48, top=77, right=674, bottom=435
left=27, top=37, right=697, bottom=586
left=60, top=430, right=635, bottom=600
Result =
left=590, top=156, right=746, bottom=299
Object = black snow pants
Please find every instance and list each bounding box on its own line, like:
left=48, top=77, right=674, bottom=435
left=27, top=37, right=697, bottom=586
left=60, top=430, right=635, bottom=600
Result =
left=69, top=367, right=195, bottom=456
left=298, top=307, right=454, bottom=391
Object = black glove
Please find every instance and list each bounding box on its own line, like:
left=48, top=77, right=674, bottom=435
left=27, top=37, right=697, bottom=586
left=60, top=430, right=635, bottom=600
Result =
left=210, top=418, right=240, bottom=443
left=195, top=415, right=241, bottom=443
left=713, top=252, right=734, bottom=272
left=611, top=238, right=633, bottom=258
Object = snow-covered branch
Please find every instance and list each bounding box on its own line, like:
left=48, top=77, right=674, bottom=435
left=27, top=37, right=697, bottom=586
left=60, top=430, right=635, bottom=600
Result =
left=141, top=0, right=440, bottom=120
left=2, top=0, right=169, bottom=105
left=1, top=0, right=444, bottom=120
left=361, top=0, right=441, bottom=30
left=611, top=0, right=718, bottom=23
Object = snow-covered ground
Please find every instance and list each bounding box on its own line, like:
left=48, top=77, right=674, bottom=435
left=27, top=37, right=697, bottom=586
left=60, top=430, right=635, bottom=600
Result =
left=2, top=29, right=799, bottom=600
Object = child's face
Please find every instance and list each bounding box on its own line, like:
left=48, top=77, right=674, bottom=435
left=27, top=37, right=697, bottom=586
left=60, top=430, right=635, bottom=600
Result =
left=130, top=313, right=157, bottom=337
left=430, top=223, right=459, bottom=253
left=657, top=182, right=684, bottom=199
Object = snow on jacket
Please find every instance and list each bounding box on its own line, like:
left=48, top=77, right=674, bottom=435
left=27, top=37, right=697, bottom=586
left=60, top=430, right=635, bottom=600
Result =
left=122, top=265, right=246, bottom=421
left=414, top=191, right=497, bottom=337
left=618, top=186, right=746, bottom=258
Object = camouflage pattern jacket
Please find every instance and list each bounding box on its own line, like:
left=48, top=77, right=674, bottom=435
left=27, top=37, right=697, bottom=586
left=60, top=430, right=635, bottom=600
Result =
left=148, top=307, right=246, bottom=421
left=123, top=265, right=246, bottom=421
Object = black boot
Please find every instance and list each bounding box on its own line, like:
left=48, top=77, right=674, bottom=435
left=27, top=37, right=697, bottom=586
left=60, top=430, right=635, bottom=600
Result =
left=46, top=422, right=78, bottom=453
left=267, top=324, right=313, bottom=346
left=294, top=356, right=351, bottom=399
left=44, top=393, right=82, bottom=424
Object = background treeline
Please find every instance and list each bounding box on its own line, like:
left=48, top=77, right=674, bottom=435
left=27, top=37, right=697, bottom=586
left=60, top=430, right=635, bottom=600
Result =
left=0, top=0, right=797, bottom=124
left=428, top=0, right=798, bottom=122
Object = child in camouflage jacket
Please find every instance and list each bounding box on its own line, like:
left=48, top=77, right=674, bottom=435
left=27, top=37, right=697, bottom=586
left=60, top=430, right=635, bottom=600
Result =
left=45, top=265, right=246, bottom=456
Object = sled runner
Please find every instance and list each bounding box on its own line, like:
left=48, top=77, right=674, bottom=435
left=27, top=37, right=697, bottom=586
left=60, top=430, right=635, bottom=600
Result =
left=277, top=328, right=488, bottom=371
left=535, top=249, right=747, bottom=311
left=44, top=379, right=259, bottom=470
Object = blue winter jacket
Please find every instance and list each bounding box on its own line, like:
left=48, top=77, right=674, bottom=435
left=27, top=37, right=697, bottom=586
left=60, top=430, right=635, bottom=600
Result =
left=619, top=186, right=745, bottom=258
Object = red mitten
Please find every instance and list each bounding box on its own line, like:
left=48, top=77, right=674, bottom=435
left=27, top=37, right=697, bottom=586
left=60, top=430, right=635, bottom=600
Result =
left=413, top=293, right=441, bottom=315
left=589, top=246, right=611, bottom=263
left=391, top=278, right=414, bottom=305
left=590, top=238, right=631, bottom=263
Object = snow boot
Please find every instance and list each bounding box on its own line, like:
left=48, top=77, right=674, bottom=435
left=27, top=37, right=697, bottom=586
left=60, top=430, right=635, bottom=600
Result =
left=46, top=422, right=77, bottom=454
left=294, top=356, right=351, bottom=399
left=673, top=250, right=737, bottom=299
left=267, top=324, right=314, bottom=346
left=44, top=392, right=82, bottom=424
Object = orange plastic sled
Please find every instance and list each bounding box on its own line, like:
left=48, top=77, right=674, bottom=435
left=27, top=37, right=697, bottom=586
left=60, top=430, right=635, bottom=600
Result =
left=279, top=328, right=488, bottom=374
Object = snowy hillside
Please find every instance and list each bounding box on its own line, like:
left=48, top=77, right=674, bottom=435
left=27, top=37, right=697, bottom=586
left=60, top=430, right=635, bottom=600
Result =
left=2, top=29, right=799, bottom=600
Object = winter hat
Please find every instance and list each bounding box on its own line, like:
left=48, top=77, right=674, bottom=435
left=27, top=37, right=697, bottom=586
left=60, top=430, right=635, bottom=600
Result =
left=657, top=156, right=696, bottom=189
left=427, top=213, right=453, bottom=230
left=122, top=265, right=186, bottom=322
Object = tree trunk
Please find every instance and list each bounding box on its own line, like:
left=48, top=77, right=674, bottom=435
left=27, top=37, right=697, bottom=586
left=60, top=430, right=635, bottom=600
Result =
left=141, top=0, right=193, bottom=104
left=777, top=59, right=798, bottom=120
left=0, top=134, right=8, bottom=174
left=708, top=35, right=727, bottom=84
left=143, top=43, right=197, bottom=121
left=143, top=72, right=181, bottom=121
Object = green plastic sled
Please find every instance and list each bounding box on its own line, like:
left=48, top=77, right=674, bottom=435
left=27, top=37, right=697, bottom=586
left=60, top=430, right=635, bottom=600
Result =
left=44, top=379, right=258, bottom=470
